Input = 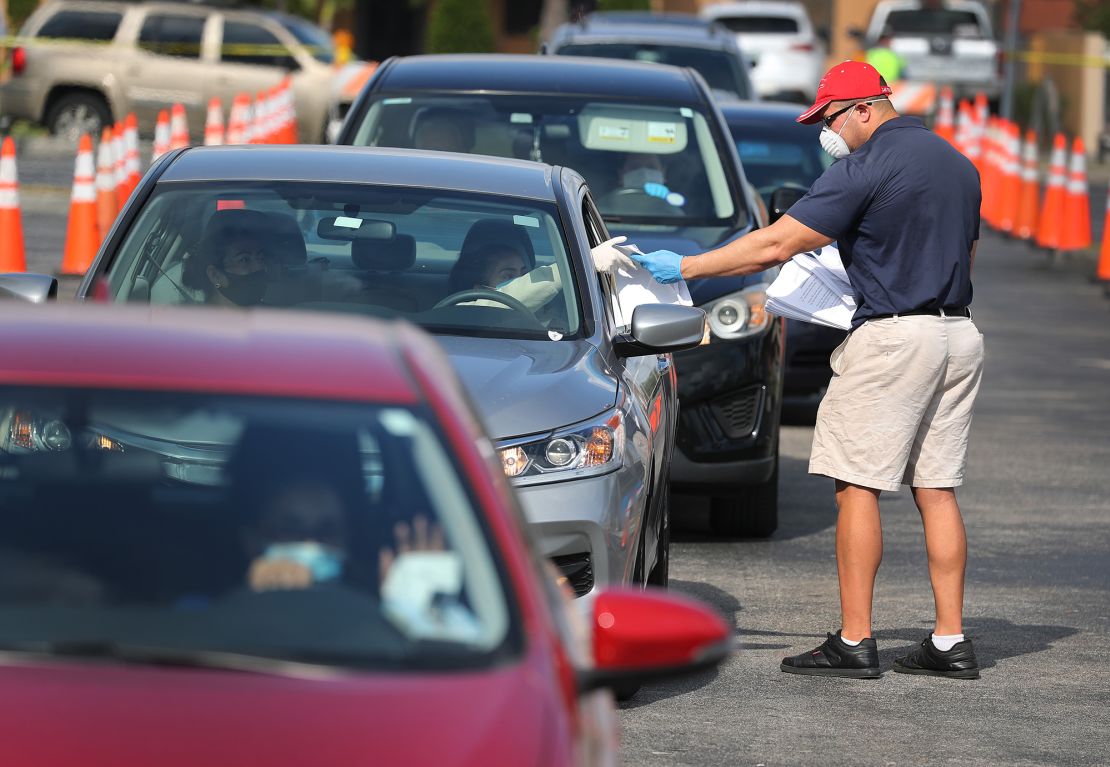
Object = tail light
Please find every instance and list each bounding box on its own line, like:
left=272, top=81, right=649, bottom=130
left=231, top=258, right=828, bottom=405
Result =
left=791, top=42, right=815, bottom=52
left=11, top=47, right=26, bottom=75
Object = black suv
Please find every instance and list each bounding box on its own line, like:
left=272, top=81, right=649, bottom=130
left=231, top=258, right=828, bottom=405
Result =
left=339, top=55, right=787, bottom=537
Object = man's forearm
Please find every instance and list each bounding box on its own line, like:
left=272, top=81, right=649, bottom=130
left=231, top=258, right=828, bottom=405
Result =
left=680, top=227, right=790, bottom=280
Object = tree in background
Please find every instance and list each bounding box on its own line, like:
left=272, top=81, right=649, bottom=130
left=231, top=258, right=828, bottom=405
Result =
left=596, top=0, right=651, bottom=11
left=1074, top=0, right=1110, bottom=38
left=426, top=0, right=496, bottom=53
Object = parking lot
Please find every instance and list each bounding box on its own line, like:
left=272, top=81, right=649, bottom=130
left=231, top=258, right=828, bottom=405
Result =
left=9, top=134, right=1110, bottom=766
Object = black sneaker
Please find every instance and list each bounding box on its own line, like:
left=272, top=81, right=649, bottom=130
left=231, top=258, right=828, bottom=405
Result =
left=780, top=631, right=882, bottom=679
left=893, top=635, right=980, bottom=679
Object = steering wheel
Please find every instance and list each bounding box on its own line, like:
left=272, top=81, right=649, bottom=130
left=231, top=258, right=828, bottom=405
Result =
left=433, top=288, right=546, bottom=330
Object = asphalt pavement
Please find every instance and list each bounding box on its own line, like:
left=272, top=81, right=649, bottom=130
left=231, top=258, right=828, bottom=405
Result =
left=629, top=232, right=1110, bottom=766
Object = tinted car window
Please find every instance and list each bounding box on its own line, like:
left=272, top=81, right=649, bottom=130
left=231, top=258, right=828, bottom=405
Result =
left=222, top=20, right=294, bottom=67
left=714, top=16, right=799, bottom=34
left=37, top=10, right=122, bottom=41
left=731, top=122, right=832, bottom=198
left=886, top=10, right=984, bottom=37
left=105, top=183, right=582, bottom=341
left=351, top=94, right=742, bottom=232
left=138, top=14, right=205, bottom=59
left=0, top=387, right=517, bottom=668
left=557, top=43, right=751, bottom=100
left=276, top=15, right=335, bottom=64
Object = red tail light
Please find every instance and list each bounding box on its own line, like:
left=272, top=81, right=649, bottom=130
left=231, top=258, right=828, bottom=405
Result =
left=791, top=42, right=815, bottom=52
left=11, top=47, right=26, bottom=75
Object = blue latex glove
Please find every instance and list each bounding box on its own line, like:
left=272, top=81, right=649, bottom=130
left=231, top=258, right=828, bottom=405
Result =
left=643, top=182, right=671, bottom=199
left=631, top=249, right=684, bottom=284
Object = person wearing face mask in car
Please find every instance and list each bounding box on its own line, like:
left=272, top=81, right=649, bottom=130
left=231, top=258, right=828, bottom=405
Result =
left=632, top=61, right=984, bottom=682
left=182, top=210, right=272, bottom=307
left=600, top=153, right=686, bottom=215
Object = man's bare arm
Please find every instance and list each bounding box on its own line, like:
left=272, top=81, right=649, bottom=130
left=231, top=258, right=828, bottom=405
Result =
left=680, top=214, right=835, bottom=280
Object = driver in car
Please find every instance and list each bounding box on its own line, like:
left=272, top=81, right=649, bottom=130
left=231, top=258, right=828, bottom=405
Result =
left=600, top=153, right=685, bottom=213
left=446, top=241, right=565, bottom=326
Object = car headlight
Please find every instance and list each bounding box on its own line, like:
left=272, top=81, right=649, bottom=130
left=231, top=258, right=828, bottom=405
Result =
left=704, top=285, right=772, bottom=340
left=4, top=411, right=72, bottom=453
left=498, top=410, right=624, bottom=485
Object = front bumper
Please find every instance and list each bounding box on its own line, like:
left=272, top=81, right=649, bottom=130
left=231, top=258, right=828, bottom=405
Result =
left=669, top=319, right=784, bottom=491
left=513, top=469, right=640, bottom=597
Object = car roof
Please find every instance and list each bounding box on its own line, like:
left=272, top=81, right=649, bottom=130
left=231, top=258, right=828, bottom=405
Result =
left=157, top=145, right=559, bottom=202
left=375, top=54, right=703, bottom=104
left=551, top=19, right=737, bottom=49
left=585, top=11, right=715, bottom=27
left=720, top=100, right=807, bottom=121
left=701, top=1, right=808, bottom=17
left=0, top=304, right=421, bottom=404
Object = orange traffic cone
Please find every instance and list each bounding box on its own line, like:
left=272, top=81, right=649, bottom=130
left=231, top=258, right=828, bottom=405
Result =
left=1035, top=133, right=1068, bottom=251
left=980, top=117, right=999, bottom=227
left=152, top=109, right=171, bottom=163
left=60, top=134, right=99, bottom=276
left=112, top=122, right=128, bottom=210
left=998, top=122, right=1022, bottom=234
left=280, top=77, right=298, bottom=143
left=124, top=113, right=141, bottom=195
left=1014, top=129, right=1040, bottom=241
left=1096, top=181, right=1110, bottom=281
left=170, top=103, right=190, bottom=150
left=255, top=88, right=273, bottom=144
left=227, top=94, right=250, bottom=145
left=0, top=137, right=27, bottom=272
left=95, top=128, right=117, bottom=244
left=934, top=86, right=955, bottom=146
left=972, top=92, right=989, bottom=174
left=1060, top=137, right=1091, bottom=252
left=204, top=97, right=224, bottom=146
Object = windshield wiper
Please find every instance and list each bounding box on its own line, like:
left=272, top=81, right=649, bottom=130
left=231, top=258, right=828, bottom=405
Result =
left=0, top=640, right=350, bottom=679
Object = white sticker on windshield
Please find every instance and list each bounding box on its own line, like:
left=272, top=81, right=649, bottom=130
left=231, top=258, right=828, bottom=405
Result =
left=548, top=330, right=564, bottom=341
left=510, top=112, right=533, bottom=124
left=383, top=97, right=412, bottom=105
left=513, top=215, right=539, bottom=228
left=334, top=216, right=362, bottom=229
left=598, top=125, right=630, bottom=141
left=680, top=107, right=693, bottom=118
left=647, top=121, right=678, bottom=144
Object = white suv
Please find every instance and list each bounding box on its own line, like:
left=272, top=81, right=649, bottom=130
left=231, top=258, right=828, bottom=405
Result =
left=700, top=1, right=826, bottom=103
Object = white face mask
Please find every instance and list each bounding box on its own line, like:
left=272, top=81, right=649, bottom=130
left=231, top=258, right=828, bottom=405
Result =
left=819, top=108, right=855, bottom=160
left=623, top=167, right=665, bottom=189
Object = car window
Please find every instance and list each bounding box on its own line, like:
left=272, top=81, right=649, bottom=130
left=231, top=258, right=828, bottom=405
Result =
left=0, top=387, right=518, bottom=669
left=104, top=182, right=582, bottom=342
left=556, top=43, right=751, bottom=100
left=885, top=10, right=985, bottom=37
left=221, top=20, right=296, bottom=68
left=138, top=14, right=206, bottom=59
left=713, top=16, right=800, bottom=34
left=37, top=9, right=122, bottom=41
left=350, top=94, right=743, bottom=233
left=276, top=15, right=335, bottom=64
left=731, top=122, right=832, bottom=198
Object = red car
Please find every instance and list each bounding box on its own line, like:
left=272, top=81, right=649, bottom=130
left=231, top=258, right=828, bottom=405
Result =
left=0, top=304, right=729, bottom=766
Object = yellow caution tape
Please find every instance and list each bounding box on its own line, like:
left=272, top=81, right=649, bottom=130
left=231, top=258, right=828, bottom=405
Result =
left=1008, top=49, right=1110, bottom=69
left=0, top=35, right=330, bottom=59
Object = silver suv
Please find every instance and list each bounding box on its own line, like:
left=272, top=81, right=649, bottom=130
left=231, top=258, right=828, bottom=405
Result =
left=1, top=0, right=354, bottom=142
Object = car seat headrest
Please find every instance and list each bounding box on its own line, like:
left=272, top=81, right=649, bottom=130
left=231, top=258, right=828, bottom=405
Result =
left=351, top=234, right=416, bottom=272
left=265, top=213, right=307, bottom=266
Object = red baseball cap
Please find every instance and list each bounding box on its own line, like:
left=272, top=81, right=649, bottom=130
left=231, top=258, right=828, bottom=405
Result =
left=796, top=61, right=893, bottom=125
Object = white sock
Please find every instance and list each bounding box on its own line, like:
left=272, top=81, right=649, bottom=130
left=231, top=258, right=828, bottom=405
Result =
left=839, top=633, right=863, bottom=646
left=931, top=633, right=965, bottom=652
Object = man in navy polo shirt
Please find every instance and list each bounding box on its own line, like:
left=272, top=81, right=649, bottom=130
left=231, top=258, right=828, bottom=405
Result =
left=633, top=61, right=984, bottom=680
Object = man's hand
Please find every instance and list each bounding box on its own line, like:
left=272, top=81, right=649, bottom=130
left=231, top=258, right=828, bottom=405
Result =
left=249, top=558, right=313, bottom=592
left=630, top=249, right=684, bottom=284
left=590, top=235, right=636, bottom=273
left=379, top=515, right=446, bottom=585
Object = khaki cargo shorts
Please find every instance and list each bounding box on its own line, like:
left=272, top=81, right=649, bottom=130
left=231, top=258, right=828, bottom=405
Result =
left=809, top=315, right=984, bottom=492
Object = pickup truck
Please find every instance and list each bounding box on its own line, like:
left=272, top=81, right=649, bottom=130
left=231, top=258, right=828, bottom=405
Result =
left=857, top=0, right=1001, bottom=105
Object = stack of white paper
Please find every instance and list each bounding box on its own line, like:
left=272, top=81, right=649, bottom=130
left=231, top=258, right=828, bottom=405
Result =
left=766, top=245, right=856, bottom=330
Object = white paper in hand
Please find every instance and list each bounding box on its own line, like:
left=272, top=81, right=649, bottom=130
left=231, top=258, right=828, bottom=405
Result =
left=590, top=238, right=693, bottom=327
left=765, top=244, right=855, bottom=330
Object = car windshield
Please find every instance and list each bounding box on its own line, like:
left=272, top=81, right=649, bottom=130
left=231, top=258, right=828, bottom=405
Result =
left=277, top=15, right=335, bottom=63
left=0, top=387, right=517, bottom=671
left=349, top=94, right=744, bottom=231
left=556, top=43, right=752, bottom=100
left=885, top=10, right=985, bottom=37
left=104, top=182, right=581, bottom=341
left=730, top=121, right=832, bottom=200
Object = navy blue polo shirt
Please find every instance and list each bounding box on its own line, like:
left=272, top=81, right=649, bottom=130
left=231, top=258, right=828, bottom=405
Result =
left=786, top=116, right=981, bottom=328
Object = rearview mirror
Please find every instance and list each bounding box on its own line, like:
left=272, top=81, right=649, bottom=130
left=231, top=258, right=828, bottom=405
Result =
left=769, top=186, right=807, bottom=224
left=316, top=217, right=395, bottom=241
left=614, top=303, right=706, bottom=357
left=576, top=588, right=731, bottom=693
left=0, top=273, right=59, bottom=303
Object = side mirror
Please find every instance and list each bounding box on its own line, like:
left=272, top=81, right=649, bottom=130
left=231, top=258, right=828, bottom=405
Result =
left=769, top=186, right=806, bottom=224
left=0, top=273, right=59, bottom=303
left=614, top=303, right=706, bottom=357
left=576, top=588, right=731, bottom=693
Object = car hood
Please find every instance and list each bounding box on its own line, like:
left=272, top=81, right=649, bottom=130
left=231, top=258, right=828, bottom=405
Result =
left=613, top=225, right=766, bottom=305
left=435, top=336, right=617, bottom=440
left=0, top=660, right=557, bottom=767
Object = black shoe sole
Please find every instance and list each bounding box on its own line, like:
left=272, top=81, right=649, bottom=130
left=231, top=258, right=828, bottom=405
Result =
left=780, top=663, right=882, bottom=679
left=892, top=663, right=980, bottom=679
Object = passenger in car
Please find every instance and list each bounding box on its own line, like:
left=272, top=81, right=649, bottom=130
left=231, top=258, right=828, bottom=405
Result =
left=412, top=109, right=471, bottom=153
left=182, top=210, right=272, bottom=307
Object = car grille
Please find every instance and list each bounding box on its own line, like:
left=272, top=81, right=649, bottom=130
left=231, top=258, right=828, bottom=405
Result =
left=551, top=553, right=593, bottom=598
left=708, top=385, right=765, bottom=440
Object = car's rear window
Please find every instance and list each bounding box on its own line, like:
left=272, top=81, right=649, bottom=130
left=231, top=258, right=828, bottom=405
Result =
left=36, top=9, right=122, bottom=41
left=713, top=16, right=799, bottom=34
left=885, top=10, right=985, bottom=37
left=0, top=387, right=519, bottom=671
